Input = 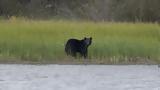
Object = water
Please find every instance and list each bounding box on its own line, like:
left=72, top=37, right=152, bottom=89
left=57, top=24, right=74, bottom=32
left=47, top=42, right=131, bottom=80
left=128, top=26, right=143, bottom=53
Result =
left=0, top=65, right=159, bottom=90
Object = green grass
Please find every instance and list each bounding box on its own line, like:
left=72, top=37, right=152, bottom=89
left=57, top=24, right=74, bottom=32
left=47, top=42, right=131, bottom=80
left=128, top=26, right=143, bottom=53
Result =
left=0, top=19, right=160, bottom=64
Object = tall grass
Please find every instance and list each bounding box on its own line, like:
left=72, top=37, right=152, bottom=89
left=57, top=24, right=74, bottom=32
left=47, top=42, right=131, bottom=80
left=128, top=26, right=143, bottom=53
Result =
left=0, top=19, right=160, bottom=63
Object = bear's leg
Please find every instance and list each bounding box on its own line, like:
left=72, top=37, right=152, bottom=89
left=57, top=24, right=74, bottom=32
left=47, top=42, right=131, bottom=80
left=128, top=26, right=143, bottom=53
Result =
left=84, top=49, right=88, bottom=59
left=65, top=45, right=70, bottom=55
left=83, top=52, right=88, bottom=59
left=79, top=52, right=84, bottom=58
left=80, top=49, right=88, bottom=59
left=65, top=48, right=71, bottom=56
left=71, top=51, right=77, bottom=58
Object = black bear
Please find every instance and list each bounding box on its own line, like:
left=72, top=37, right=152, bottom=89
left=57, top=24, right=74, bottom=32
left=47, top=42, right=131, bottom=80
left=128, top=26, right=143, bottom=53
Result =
left=65, top=37, right=92, bottom=58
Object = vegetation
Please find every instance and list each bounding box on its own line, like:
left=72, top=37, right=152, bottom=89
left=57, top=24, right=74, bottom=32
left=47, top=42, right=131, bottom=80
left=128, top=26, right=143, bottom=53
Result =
left=0, top=19, right=159, bottom=64
left=0, top=0, right=159, bottom=64
left=0, top=0, right=160, bottom=22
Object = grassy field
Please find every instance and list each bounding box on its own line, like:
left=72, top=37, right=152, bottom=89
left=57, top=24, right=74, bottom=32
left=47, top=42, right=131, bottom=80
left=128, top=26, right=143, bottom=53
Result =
left=0, top=19, right=160, bottom=64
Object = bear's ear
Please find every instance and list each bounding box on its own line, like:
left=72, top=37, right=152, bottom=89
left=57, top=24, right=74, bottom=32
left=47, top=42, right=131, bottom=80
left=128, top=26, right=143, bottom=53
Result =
left=84, top=37, right=86, bottom=40
left=90, top=37, right=92, bottom=40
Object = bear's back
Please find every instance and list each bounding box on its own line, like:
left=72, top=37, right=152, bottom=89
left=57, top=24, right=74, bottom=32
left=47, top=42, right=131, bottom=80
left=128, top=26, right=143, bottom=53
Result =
left=66, top=39, right=82, bottom=47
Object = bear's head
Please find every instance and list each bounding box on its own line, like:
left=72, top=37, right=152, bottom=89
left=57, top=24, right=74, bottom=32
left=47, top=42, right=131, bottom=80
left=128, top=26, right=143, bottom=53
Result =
left=83, top=37, right=92, bottom=46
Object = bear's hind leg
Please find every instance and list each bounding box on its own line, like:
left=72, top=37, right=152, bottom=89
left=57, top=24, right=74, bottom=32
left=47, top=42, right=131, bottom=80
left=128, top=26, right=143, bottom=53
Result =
left=71, top=51, right=77, bottom=58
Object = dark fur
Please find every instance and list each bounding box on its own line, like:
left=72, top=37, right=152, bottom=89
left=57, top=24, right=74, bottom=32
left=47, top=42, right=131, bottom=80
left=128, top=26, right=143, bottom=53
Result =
left=65, top=37, right=92, bottom=58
